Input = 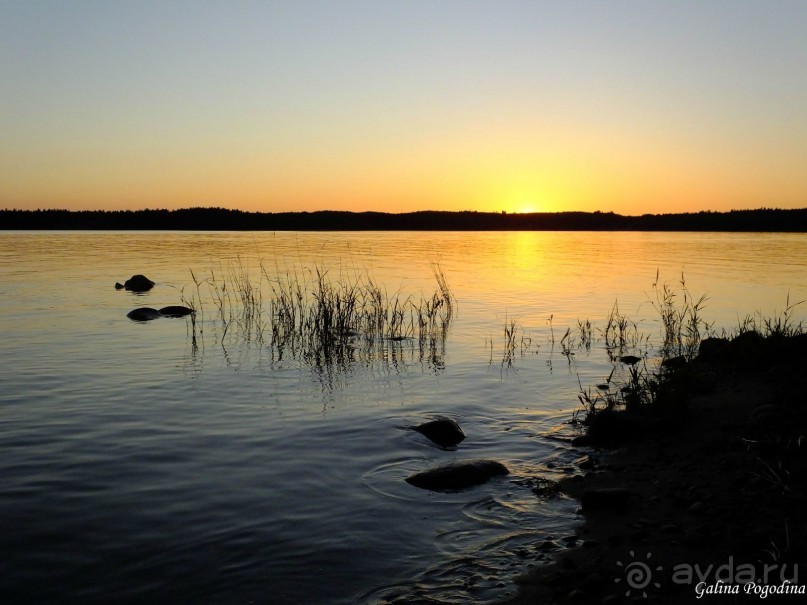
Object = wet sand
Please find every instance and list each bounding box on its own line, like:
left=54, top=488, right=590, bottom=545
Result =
left=500, top=337, right=807, bottom=604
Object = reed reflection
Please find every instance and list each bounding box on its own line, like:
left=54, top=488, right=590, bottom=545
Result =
left=178, top=259, right=454, bottom=385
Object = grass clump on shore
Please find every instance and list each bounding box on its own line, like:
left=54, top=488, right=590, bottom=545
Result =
left=510, top=293, right=807, bottom=605
left=572, top=274, right=805, bottom=445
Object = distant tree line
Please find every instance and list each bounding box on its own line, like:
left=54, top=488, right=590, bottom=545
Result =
left=1, top=207, right=806, bottom=231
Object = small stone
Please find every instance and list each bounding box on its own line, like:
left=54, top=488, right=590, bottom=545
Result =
left=127, top=307, right=161, bottom=322
left=158, top=305, right=194, bottom=318
left=405, top=459, right=508, bottom=491
left=412, top=416, right=465, bottom=448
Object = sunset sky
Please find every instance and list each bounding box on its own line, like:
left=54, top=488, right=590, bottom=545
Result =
left=2, top=1, right=806, bottom=215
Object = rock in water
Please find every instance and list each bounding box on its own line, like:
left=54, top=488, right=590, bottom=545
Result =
left=123, top=274, right=155, bottom=292
left=159, top=305, right=194, bottom=318
left=413, top=416, right=465, bottom=448
left=127, top=307, right=161, bottom=322
left=406, top=459, right=509, bottom=492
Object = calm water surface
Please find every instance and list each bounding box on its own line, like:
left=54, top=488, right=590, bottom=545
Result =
left=1, top=231, right=805, bottom=604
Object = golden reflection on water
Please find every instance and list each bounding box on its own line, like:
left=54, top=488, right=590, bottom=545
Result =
left=1, top=229, right=807, bottom=605
left=3, top=230, right=805, bottom=393
left=2, top=230, right=806, bottom=329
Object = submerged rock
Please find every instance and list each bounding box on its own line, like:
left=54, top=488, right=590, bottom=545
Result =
left=531, top=476, right=561, bottom=498
left=406, top=459, right=509, bottom=492
left=412, top=416, right=465, bottom=448
left=127, top=307, right=161, bottom=322
left=122, top=274, right=155, bottom=292
left=159, top=305, right=194, bottom=318
left=618, top=355, right=642, bottom=365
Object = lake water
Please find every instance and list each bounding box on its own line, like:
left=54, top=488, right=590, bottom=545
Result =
left=1, top=231, right=805, bottom=604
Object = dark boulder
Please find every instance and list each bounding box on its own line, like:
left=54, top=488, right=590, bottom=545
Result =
left=122, top=274, right=155, bottom=292
left=696, top=336, right=730, bottom=362
left=406, top=459, right=509, bottom=492
left=697, top=332, right=766, bottom=365
left=159, top=305, right=194, bottom=318
left=114, top=282, right=124, bottom=290
left=412, top=416, right=465, bottom=448
left=127, top=307, right=161, bottom=322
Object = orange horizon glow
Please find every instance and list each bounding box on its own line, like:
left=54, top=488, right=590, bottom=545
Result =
left=5, top=115, right=805, bottom=215
left=5, top=127, right=805, bottom=216
left=2, top=4, right=806, bottom=217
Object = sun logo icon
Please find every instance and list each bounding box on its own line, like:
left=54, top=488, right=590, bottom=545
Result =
left=615, top=550, right=663, bottom=598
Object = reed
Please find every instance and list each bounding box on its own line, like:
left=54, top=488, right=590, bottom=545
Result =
left=648, top=270, right=712, bottom=361
left=574, top=273, right=712, bottom=425
left=762, top=293, right=804, bottom=338
left=576, top=318, right=593, bottom=351
left=600, top=301, right=641, bottom=355
left=177, top=267, right=205, bottom=353
left=485, top=314, right=534, bottom=371
left=731, top=299, right=804, bottom=339
left=187, top=259, right=454, bottom=368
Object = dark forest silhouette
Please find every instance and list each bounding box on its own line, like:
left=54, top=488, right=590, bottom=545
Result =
left=2, top=207, right=806, bottom=231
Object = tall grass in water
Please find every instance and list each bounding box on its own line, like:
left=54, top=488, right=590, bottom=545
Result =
left=189, top=259, right=454, bottom=367
left=488, top=315, right=532, bottom=370
left=205, top=257, right=265, bottom=344
left=177, top=268, right=205, bottom=353
left=575, top=272, right=711, bottom=423
left=600, top=301, right=642, bottom=357
left=649, top=270, right=712, bottom=361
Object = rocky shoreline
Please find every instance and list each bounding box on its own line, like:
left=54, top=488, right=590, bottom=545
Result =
left=500, top=333, right=807, bottom=604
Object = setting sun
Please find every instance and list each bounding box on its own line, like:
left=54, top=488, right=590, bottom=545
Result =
left=2, top=3, right=806, bottom=215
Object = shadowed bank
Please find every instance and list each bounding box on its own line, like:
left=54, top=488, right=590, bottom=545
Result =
left=499, top=329, right=807, bottom=605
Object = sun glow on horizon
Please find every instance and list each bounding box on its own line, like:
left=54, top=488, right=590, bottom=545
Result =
left=2, top=3, right=806, bottom=215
